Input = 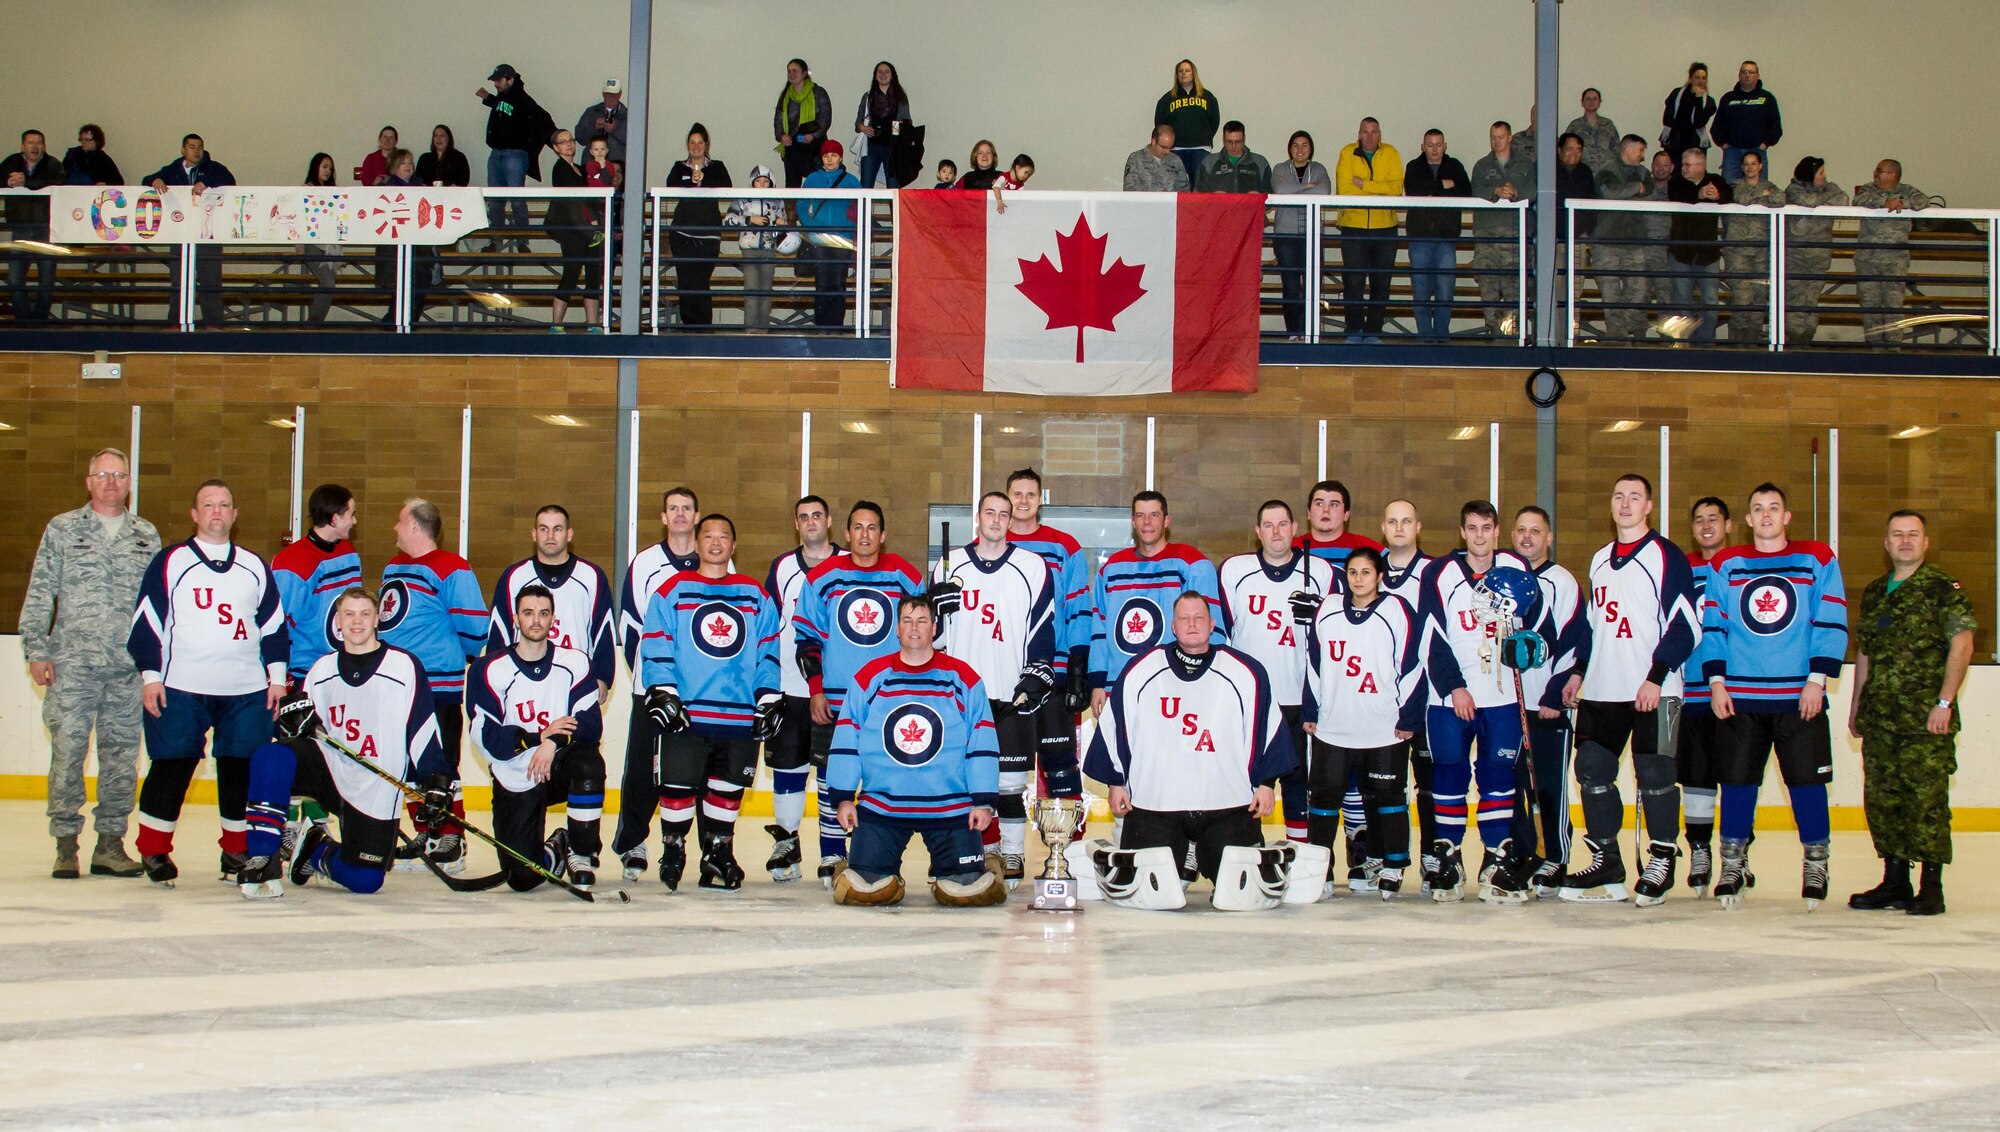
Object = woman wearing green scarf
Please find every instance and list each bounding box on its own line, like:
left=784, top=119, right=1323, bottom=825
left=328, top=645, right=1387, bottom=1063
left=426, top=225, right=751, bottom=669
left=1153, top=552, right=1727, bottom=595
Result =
left=774, top=58, right=834, bottom=187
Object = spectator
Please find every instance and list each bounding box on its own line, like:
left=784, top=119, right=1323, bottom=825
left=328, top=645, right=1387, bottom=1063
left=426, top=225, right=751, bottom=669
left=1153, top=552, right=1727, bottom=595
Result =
left=931, top=159, right=958, bottom=189
left=62, top=124, right=120, bottom=186
left=1723, top=150, right=1784, bottom=343
left=1712, top=61, right=1782, bottom=184
left=360, top=126, right=398, bottom=187
left=3, top=129, right=64, bottom=322
left=1155, top=59, right=1219, bottom=186
left=1591, top=135, right=1655, bottom=342
left=299, top=152, right=340, bottom=323
left=1270, top=130, right=1330, bottom=339
left=1333, top=117, right=1402, bottom=342
left=957, top=140, right=1002, bottom=190
left=145, top=133, right=235, bottom=326
left=665, top=123, right=733, bottom=330
left=574, top=78, right=629, bottom=165
left=373, top=149, right=432, bottom=323
left=1122, top=124, right=1189, bottom=192
left=1564, top=87, right=1620, bottom=175
left=1642, top=149, right=1677, bottom=311
left=724, top=164, right=783, bottom=330
left=584, top=136, right=620, bottom=192
left=1196, top=121, right=1270, bottom=193
left=991, top=154, right=1034, bottom=213
left=476, top=63, right=558, bottom=248
left=1514, top=105, right=1538, bottom=165
left=1470, top=121, right=1530, bottom=337
left=774, top=58, right=833, bottom=189
left=1403, top=128, right=1471, bottom=342
left=416, top=124, right=471, bottom=187
left=854, top=61, right=912, bottom=189
left=1665, top=147, right=1728, bottom=343
left=799, top=140, right=860, bottom=328
left=545, top=130, right=604, bottom=332
left=1852, top=159, right=1934, bottom=347
left=1660, top=62, right=1715, bottom=163
left=1783, top=156, right=1849, bottom=345
left=1555, top=132, right=1598, bottom=236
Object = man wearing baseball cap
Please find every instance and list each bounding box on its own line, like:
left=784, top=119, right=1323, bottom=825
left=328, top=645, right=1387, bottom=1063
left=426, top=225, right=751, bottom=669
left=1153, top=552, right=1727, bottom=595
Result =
left=474, top=63, right=558, bottom=246
left=575, top=79, right=629, bottom=165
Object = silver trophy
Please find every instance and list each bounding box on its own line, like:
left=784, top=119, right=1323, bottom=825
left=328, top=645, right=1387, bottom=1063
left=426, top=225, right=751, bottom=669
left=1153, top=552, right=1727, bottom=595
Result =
left=1030, top=797, right=1085, bottom=912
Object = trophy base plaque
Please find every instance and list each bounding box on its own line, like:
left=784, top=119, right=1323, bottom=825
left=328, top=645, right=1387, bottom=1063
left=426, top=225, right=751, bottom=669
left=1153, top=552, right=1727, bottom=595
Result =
left=1031, top=875, right=1080, bottom=912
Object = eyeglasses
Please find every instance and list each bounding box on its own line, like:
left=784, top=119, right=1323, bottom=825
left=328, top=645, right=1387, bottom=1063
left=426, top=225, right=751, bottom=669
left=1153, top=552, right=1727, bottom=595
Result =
left=87, top=471, right=130, bottom=482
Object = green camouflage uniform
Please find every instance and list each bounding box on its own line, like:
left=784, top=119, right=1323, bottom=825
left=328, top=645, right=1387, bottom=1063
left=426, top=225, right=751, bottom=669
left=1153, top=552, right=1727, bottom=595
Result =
left=19, top=505, right=160, bottom=838
left=1855, top=564, right=1975, bottom=864
left=1783, top=180, right=1850, bottom=343
left=1851, top=181, right=1934, bottom=344
left=1592, top=160, right=1655, bottom=340
left=1563, top=115, right=1621, bottom=177
left=1722, top=178, right=1785, bottom=342
left=1471, top=150, right=1532, bottom=334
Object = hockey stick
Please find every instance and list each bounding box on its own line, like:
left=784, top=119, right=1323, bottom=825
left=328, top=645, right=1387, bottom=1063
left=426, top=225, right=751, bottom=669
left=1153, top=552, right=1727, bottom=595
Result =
left=317, top=732, right=621, bottom=904
left=1509, top=661, right=1547, bottom=865
left=397, top=830, right=511, bottom=892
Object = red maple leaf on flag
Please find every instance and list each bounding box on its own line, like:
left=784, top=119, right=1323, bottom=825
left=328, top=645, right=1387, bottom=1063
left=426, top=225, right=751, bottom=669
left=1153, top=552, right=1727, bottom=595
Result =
left=1015, top=214, right=1148, bottom=363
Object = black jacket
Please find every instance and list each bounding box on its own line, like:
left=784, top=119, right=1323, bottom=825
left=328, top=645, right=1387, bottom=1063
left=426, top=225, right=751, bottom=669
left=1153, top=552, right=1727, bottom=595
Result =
left=482, top=84, right=557, bottom=180
left=61, top=146, right=120, bottom=186
left=1402, top=154, right=1471, bottom=239
left=1713, top=84, right=1783, bottom=149
left=1555, top=161, right=1598, bottom=237
left=145, top=154, right=236, bottom=189
left=415, top=149, right=471, bottom=187
left=0, top=153, right=65, bottom=227
left=1660, top=86, right=1716, bottom=157
left=666, top=160, right=734, bottom=235
left=1667, top=172, right=1729, bottom=264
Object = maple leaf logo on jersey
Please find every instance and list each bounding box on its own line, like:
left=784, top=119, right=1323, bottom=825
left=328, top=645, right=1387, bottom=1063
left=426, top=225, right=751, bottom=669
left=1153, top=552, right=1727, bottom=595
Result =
left=690, top=601, right=745, bottom=658
left=705, top=615, right=733, bottom=645
left=1753, top=591, right=1781, bottom=617
left=884, top=703, right=943, bottom=765
left=898, top=718, right=927, bottom=747
left=1125, top=611, right=1149, bottom=638
left=853, top=604, right=880, bottom=629
left=1015, top=214, right=1148, bottom=363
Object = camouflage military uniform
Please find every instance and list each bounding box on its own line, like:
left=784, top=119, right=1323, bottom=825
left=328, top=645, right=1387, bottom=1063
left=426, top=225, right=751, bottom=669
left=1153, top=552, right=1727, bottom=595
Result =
left=1470, top=151, right=1532, bottom=334
left=1592, top=160, right=1655, bottom=340
left=1783, top=180, right=1850, bottom=343
left=1851, top=181, right=1935, bottom=344
left=1641, top=180, right=1675, bottom=308
left=1563, top=115, right=1621, bottom=178
left=1855, top=564, right=1975, bottom=865
left=20, top=505, right=160, bottom=838
left=1722, top=178, right=1785, bottom=342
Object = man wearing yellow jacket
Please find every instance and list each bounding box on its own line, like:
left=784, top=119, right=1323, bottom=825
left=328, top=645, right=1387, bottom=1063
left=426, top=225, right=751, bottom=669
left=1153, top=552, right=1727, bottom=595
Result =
left=1335, top=118, right=1404, bottom=342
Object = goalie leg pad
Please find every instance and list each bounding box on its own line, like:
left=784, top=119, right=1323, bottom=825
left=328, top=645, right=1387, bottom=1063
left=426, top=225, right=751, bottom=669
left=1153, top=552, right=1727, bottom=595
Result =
left=933, top=870, right=1008, bottom=907
left=1281, top=842, right=1332, bottom=904
left=1212, top=842, right=1293, bottom=912
left=1092, top=843, right=1187, bottom=911
left=1063, top=840, right=1104, bottom=899
left=832, top=869, right=906, bottom=906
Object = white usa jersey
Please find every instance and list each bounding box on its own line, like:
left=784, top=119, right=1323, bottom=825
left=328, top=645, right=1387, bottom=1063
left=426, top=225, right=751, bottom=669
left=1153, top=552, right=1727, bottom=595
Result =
left=764, top=546, right=839, bottom=698
left=467, top=644, right=600, bottom=794
left=1417, top=549, right=1533, bottom=709
left=1519, top=561, right=1584, bottom=711
left=1082, top=645, right=1294, bottom=812
left=1303, top=593, right=1426, bottom=748
left=128, top=540, right=288, bottom=696
left=487, top=556, right=616, bottom=688
left=1382, top=550, right=1431, bottom=607
left=1217, top=550, right=1323, bottom=707
left=302, top=646, right=444, bottom=821
left=1580, top=531, right=1701, bottom=702
left=938, top=543, right=1056, bottom=693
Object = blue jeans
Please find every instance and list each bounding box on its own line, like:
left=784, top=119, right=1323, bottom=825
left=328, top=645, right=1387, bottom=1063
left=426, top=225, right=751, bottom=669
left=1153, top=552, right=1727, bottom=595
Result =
left=1669, top=258, right=1721, bottom=343
left=1173, top=147, right=1208, bottom=186
left=485, top=148, right=531, bottom=233
left=1721, top=146, right=1765, bottom=185
left=849, top=812, right=985, bottom=882
left=858, top=150, right=899, bottom=189
left=1407, top=238, right=1457, bottom=339
left=141, top=688, right=275, bottom=762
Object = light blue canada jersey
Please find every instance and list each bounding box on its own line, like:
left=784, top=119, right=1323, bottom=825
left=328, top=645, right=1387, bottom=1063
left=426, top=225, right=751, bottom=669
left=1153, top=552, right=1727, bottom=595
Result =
left=1701, top=540, right=1848, bottom=711
left=1006, top=524, right=1091, bottom=677
left=378, top=550, right=486, bottom=703
left=640, top=571, right=782, bottom=739
left=827, top=652, right=999, bottom=829
left=270, top=536, right=362, bottom=682
left=1087, top=543, right=1223, bottom=688
left=792, top=552, right=925, bottom=713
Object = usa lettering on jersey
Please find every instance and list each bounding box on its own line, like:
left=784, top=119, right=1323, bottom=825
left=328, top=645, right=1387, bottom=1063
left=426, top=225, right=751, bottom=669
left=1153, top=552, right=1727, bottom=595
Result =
left=1218, top=550, right=1322, bottom=707
left=938, top=544, right=1056, bottom=692
left=1416, top=549, right=1534, bottom=710
left=468, top=644, right=603, bottom=793
left=302, top=645, right=444, bottom=820
left=1303, top=593, right=1425, bottom=748
left=487, top=557, right=616, bottom=689
left=1083, top=645, right=1293, bottom=812
left=128, top=540, right=288, bottom=696
left=1578, top=531, right=1700, bottom=703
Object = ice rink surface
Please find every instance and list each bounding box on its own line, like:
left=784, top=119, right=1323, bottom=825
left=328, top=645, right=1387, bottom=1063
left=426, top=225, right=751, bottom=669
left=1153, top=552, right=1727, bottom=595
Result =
left=5, top=801, right=2000, bottom=1131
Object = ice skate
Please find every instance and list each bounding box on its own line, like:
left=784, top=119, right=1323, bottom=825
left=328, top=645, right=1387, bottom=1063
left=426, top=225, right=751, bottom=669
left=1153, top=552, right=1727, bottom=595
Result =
left=764, top=825, right=802, bottom=882
left=1632, top=842, right=1679, bottom=908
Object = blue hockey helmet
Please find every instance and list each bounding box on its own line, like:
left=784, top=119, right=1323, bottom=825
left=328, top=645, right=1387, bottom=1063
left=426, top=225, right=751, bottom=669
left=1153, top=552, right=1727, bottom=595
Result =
left=1472, top=565, right=1542, bottom=627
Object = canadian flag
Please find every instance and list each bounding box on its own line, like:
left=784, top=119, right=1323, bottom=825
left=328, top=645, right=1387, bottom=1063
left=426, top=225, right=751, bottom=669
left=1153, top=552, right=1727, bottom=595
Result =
left=892, top=192, right=1263, bottom=395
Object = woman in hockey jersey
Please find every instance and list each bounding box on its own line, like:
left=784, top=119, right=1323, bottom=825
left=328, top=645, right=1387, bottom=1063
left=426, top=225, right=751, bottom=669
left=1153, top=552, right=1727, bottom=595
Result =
left=238, top=587, right=448, bottom=898
left=469, top=584, right=607, bottom=892
left=1302, top=548, right=1426, bottom=899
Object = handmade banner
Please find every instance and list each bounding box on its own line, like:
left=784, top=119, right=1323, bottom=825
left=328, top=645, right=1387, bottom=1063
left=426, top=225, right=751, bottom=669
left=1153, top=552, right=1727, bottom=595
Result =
left=893, top=191, right=1262, bottom=396
left=49, top=186, right=493, bottom=245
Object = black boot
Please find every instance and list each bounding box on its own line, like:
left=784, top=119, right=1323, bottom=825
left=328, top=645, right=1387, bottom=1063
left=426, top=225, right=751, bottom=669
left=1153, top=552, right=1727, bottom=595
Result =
left=1848, top=857, right=1914, bottom=911
left=1908, top=862, right=1945, bottom=916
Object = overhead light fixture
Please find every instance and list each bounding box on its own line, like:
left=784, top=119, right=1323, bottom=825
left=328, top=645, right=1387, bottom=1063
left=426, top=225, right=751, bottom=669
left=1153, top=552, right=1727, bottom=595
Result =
left=998, top=426, right=1020, bottom=435
left=1893, top=425, right=1938, bottom=440
left=841, top=421, right=876, bottom=434
left=1603, top=419, right=1643, bottom=433
left=1447, top=426, right=1482, bottom=441
left=535, top=414, right=586, bottom=428
left=265, top=418, right=297, bottom=430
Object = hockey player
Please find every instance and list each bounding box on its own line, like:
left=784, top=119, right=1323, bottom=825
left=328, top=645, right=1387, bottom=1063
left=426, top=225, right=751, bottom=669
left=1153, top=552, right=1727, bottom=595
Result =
left=1679, top=496, right=1733, bottom=894
left=933, top=491, right=1058, bottom=888
left=612, top=486, right=705, bottom=880
left=1219, top=501, right=1323, bottom=847
left=270, top=483, right=361, bottom=687
left=486, top=504, right=615, bottom=701
left=794, top=501, right=925, bottom=884
left=1004, top=467, right=1093, bottom=828
left=1414, top=500, right=1535, bottom=902
left=760, top=495, right=841, bottom=881
left=470, top=584, right=606, bottom=891
left=1085, top=591, right=1297, bottom=907
left=1381, top=498, right=1440, bottom=885
left=1302, top=548, right=1425, bottom=898
left=1488, top=505, right=1586, bottom=902
left=239, top=587, right=447, bottom=898
left=1702, top=483, right=1847, bottom=910
left=127, top=480, right=289, bottom=887
left=827, top=595, right=1007, bottom=907
left=1558, top=475, right=1700, bottom=906
left=639, top=513, right=782, bottom=890
left=379, top=498, right=485, bottom=873
left=1087, top=491, right=1223, bottom=717
left=1295, top=480, right=1386, bottom=585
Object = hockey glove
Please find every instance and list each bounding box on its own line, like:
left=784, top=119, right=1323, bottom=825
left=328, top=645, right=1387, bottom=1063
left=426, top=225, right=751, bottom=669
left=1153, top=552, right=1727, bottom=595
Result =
left=1288, top=590, right=1323, bottom=627
left=1063, top=648, right=1092, bottom=714
left=750, top=695, right=784, bottom=742
left=927, top=580, right=964, bottom=620
left=1010, top=660, right=1057, bottom=715
left=645, top=687, right=691, bottom=733
left=273, top=691, right=322, bottom=742
left=415, top=774, right=453, bottom=828
left=1499, top=629, right=1550, bottom=672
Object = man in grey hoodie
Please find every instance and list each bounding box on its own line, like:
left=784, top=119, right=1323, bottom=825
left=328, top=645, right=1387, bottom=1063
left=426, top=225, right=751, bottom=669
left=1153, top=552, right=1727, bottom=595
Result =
left=1195, top=121, right=1271, bottom=194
